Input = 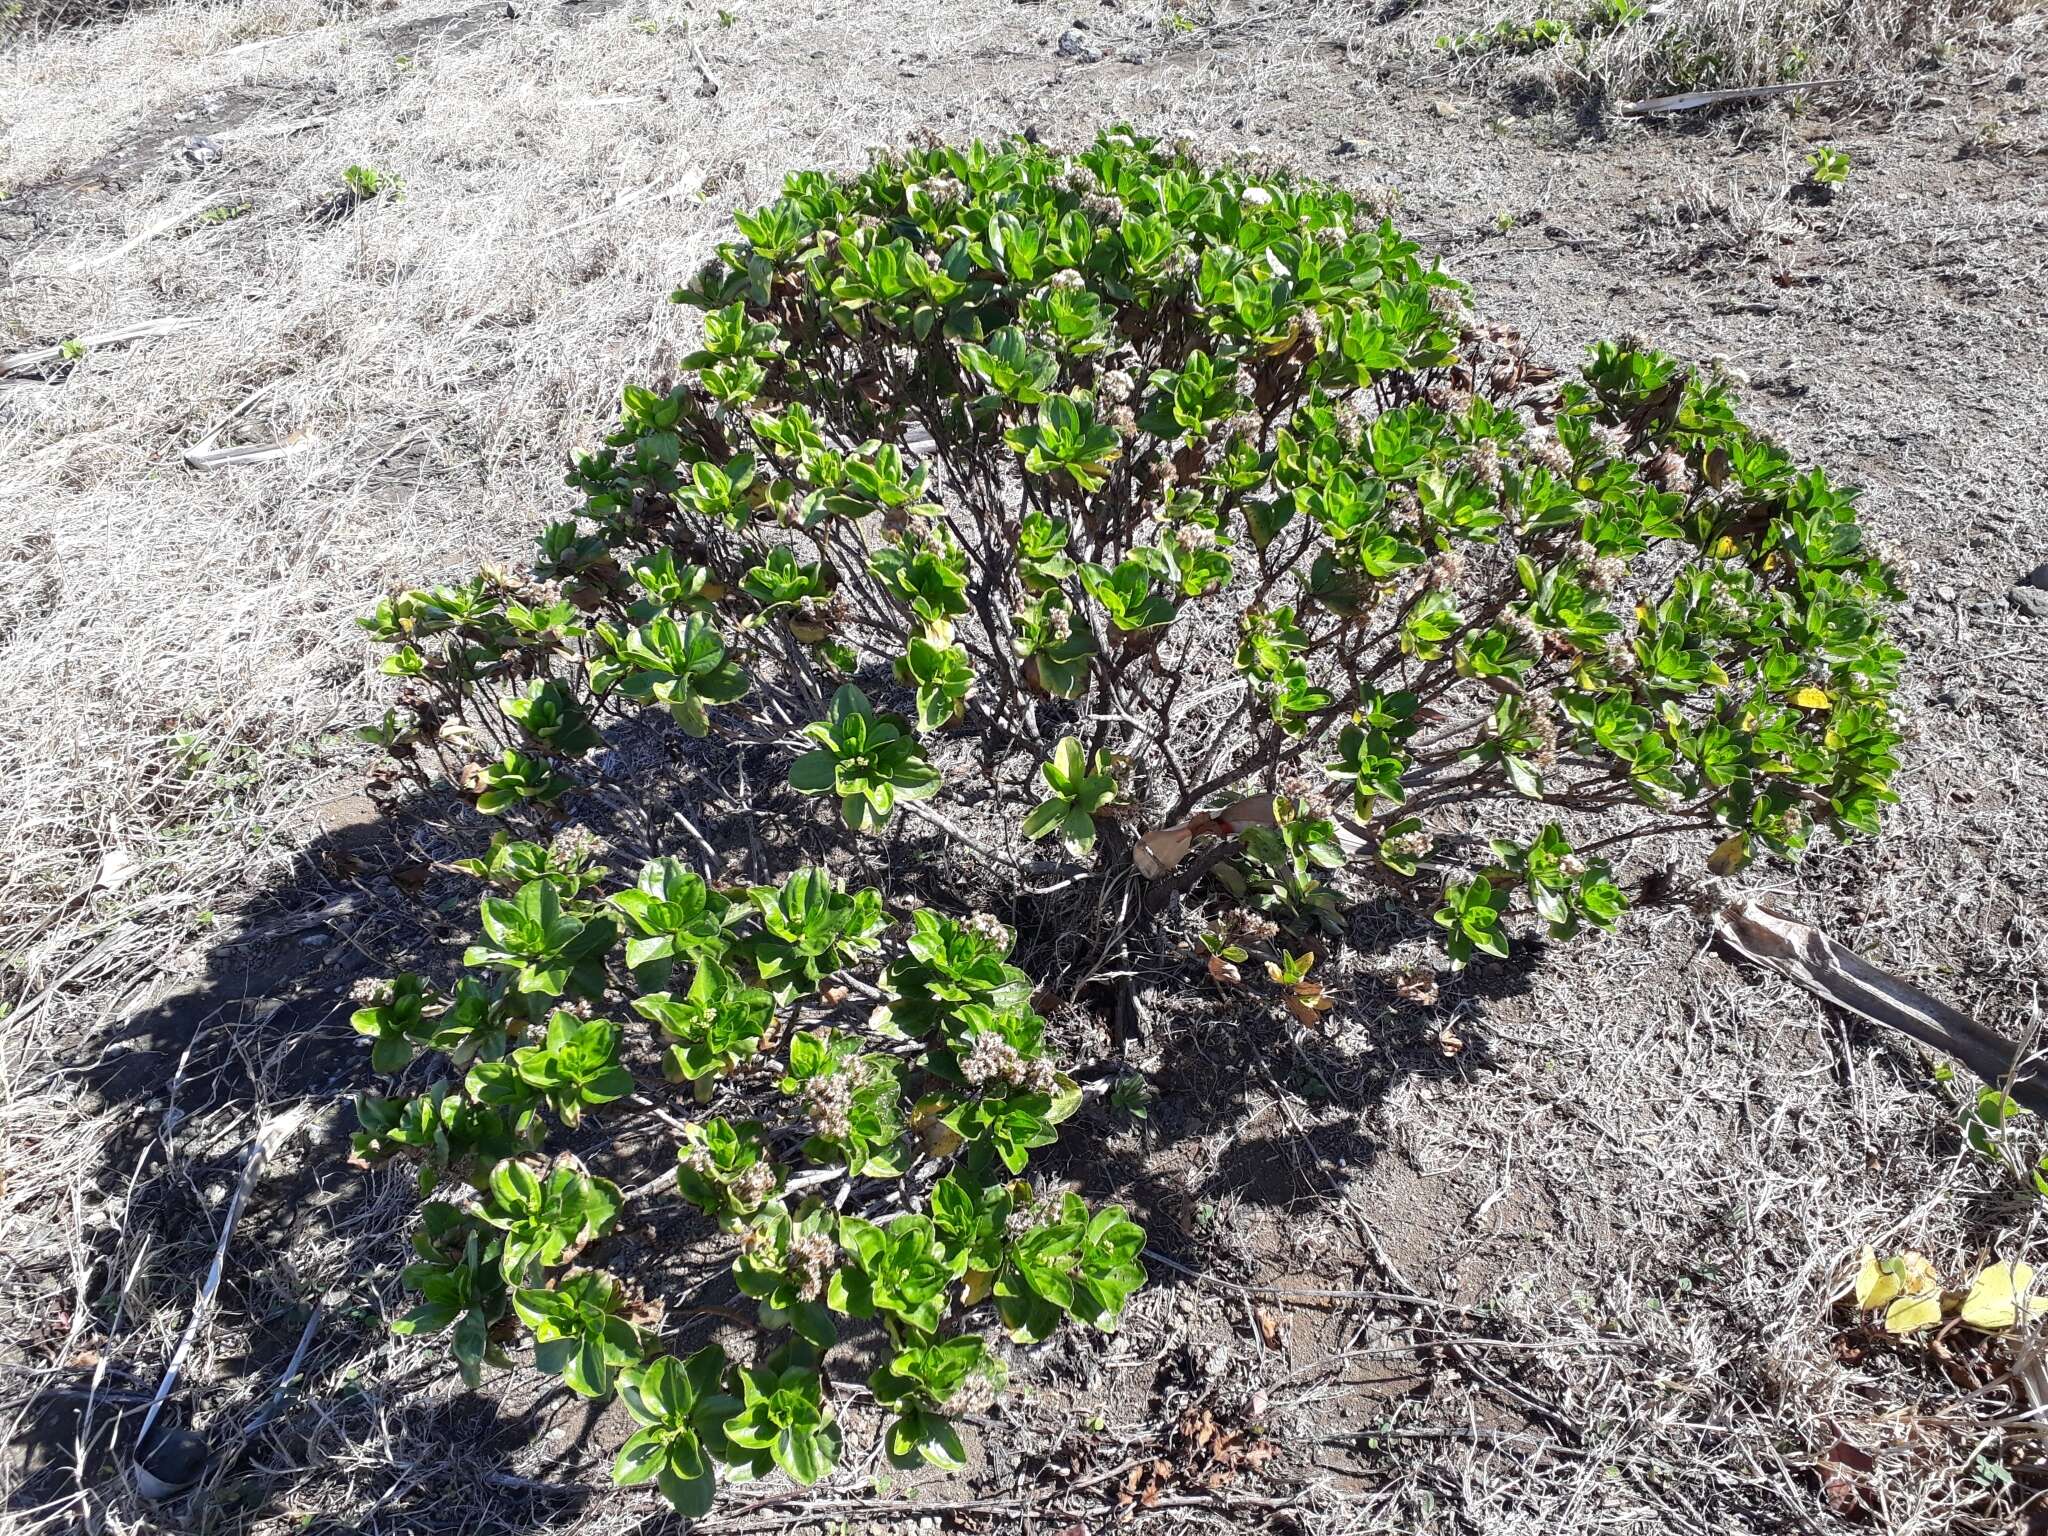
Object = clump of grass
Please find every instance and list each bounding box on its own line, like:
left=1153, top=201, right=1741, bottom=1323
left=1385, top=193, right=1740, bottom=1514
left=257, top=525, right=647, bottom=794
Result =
left=1421, top=0, right=2027, bottom=107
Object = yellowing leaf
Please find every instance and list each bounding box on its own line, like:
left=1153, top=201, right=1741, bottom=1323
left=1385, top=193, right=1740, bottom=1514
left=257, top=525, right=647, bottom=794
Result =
left=909, top=1097, right=965, bottom=1159
left=1859, top=1249, right=1944, bottom=1334
left=1283, top=992, right=1331, bottom=1031
left=1856, top=1249, right=1941, bottom=1326
left=1707, top=832, right=1751, bottom=877
left=1884, top=1288, right=1944, bottom=1335
left=1959, top=1262, right=2047, bottom=1331
left=1712, top=536, right=1739, bottom=559
left=960, top=1269, right=994, bottom=1307
left=1790, top=686, right=1831, bottom=710
left=1853, top=1245, right=1890, bottom=1308
left=1895, top=1252, right=1941, bottom=1293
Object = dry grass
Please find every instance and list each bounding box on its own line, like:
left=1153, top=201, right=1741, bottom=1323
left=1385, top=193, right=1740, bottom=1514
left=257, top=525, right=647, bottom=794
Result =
left=6, top=0, right=2048, bottom=1531
left=1364, top=0, right=2035, bottom=107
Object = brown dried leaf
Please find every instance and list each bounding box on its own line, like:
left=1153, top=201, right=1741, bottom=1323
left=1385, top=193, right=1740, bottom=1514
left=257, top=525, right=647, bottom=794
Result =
left=1206, top=954, right=1243, bottom=987
left=1816, top=1439, right=1876, bottom=1518
left=1254, top=1306, right=1284, bottom=1349
left=1216, top=794, right=1277, bottom=834
left=1393, top=967, right=1440, bottom=1006
left=1133, top=825, right=1194, bottom=879
left=1283, top=991, right=1331, bottom=1031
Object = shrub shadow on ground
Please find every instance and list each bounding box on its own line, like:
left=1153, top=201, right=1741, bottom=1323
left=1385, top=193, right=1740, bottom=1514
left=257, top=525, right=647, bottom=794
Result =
left=20, top=737, right=1537, bottom=1528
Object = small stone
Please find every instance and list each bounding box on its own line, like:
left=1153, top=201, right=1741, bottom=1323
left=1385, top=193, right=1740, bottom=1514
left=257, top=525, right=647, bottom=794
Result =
left=2009, top=586, right=2048, bottom=620
left=1334, top=137, right=1363, bottom=156
left=172, top=134, right=224, bottom=167
left=1433, top=99, right=1460, bottom=119
left=2018, top=561, right=2048, bottom=592
left=1117, top=46, right=1148, bottom=63
left=1934, top=583, right=1958, bottom=602
left=1056, top=27, right=1101, bottom=61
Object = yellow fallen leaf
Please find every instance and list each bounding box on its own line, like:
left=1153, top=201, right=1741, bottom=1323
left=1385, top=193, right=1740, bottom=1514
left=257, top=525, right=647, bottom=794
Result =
left=1707, top=832, right=1751, bottom=877
left=1884, top=1288, right=1944, bottom=1335
left=909, top=1097, right=965, bottom=1159
left=960, top=1269, right=994, bottom=1307
left=1857, top=1249, right=1942, bottom=1330
left=1790, top=686, right=1831, bottom=710
left=1960, top=1262, right=2047, bottom=1331
left=1853, top=1245, right=1895, bottom=1309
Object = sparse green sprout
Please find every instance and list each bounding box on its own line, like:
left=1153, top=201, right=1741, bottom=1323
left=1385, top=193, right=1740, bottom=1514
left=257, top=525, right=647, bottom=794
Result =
left=1435, top=874, right=1513, bottom=968
left=475, top=1155, right=623, bottom=1283
left=1438, top=0, right=1641, bottom=54
left=464, top=1009, right=635, bottom=1129
left=869, top=1334, right=1004, bottom=1470
left=722, top=1347, right=843, bottom=1485
left=355, top=707, right=418, bottom=754
left=351, top=972, right=439, bottom=1073
left=1806, top=146, right=1851, bottom=188
left=588, top=612, right=748, bottom=736
left=342, top=163, right=401, bottom=202
left=464, top=750, right=574, bottom=815
left=1589, top=0, right=1646, bottom=31
left=58, top=337, right=85, bottom=361
left=636, top=959, right=774, bottom=1092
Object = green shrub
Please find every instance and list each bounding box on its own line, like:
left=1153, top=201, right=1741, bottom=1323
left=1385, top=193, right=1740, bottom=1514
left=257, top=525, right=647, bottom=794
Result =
left=352, top=125, right=1905, bottom=1511
left=354, top=861, right=1144, bottom=1512
left=362, top=125, right=1902, bottom=967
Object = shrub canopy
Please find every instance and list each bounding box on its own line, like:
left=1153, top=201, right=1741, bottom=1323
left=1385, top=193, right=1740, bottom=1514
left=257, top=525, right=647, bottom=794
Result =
left=367, top=126, right=1902, bottom=965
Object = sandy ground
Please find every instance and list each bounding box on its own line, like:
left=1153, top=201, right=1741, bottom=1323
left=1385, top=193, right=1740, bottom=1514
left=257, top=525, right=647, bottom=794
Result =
left=7, top=1, right=2048, bottom=1532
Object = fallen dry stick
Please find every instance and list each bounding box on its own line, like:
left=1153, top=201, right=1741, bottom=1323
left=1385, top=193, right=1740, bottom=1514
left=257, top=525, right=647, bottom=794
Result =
left=134, top=1106, right=311, bottom=1459
left=1714, top=897, right=2048, bottom=1115
left=1621, top=79, right=1849, bottom=116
